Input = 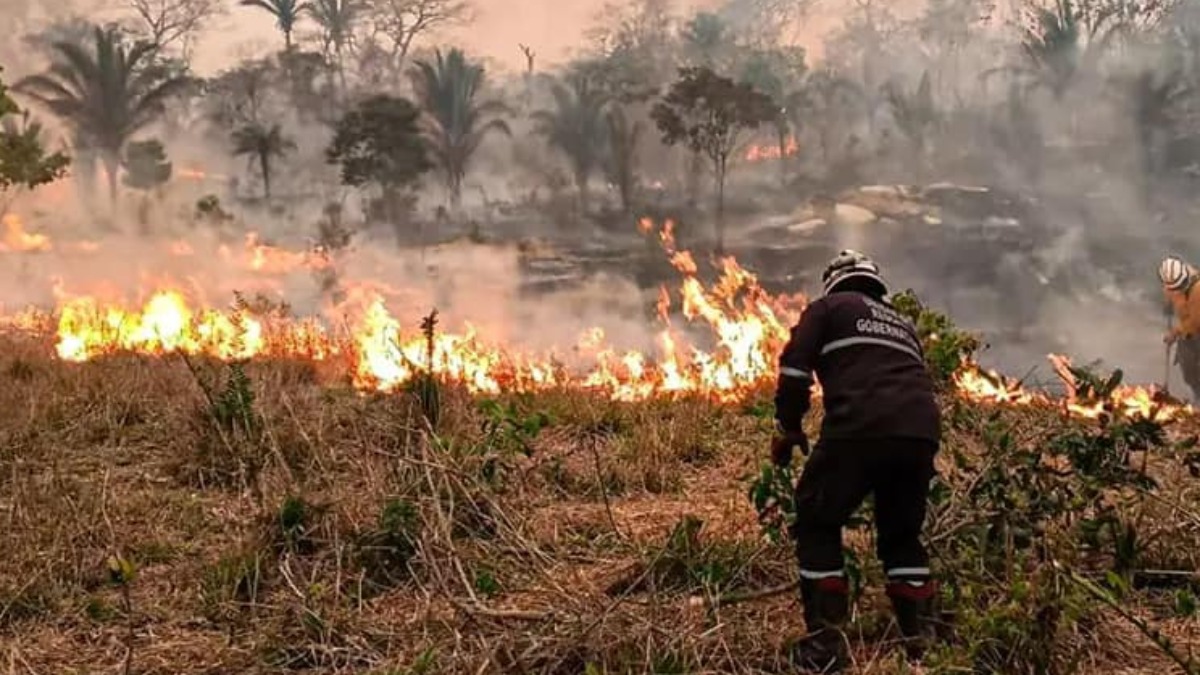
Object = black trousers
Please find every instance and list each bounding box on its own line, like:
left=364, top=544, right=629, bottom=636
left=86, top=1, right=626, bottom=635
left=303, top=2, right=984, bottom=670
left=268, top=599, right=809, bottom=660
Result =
left=790, top=437, right=938, bottom=581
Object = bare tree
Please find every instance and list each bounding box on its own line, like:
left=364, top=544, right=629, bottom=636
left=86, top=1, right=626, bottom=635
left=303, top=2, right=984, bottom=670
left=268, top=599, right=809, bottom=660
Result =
left=127, top=0, right=225, bottom=57
left=360, top=0, right=472, bottom=85
left=519, top=43, right=535, bottom=75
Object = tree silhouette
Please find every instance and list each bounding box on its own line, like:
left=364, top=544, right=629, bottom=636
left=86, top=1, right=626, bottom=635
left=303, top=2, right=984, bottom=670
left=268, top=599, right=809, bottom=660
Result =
left=327, top=94, right=432, bottom=227
left=232, top=122, right=295, bottom=199
left=408, top=48, right=511, bottom=211
left=532, top=74, right=609, bottom=215
left=307, top=0, right=360, bottom=93
left=885, top=71, right=939, bottom=163
left=16, top=26, right=191, bottom=206
left=122, top=138, right=172, bottom=229
left=0, top=68, right=70, bottom=213
left=652, top=66, right=776, bottom=253
left=239, top=0, right=312, bottom=51
left=122, top=138, right=172, bottom=191
left=604, top=106, right=643, bottom=215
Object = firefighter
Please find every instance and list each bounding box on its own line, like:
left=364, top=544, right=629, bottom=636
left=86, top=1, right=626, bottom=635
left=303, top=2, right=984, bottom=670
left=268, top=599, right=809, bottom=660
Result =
left=771, top=250, right=941, bottom=672
left=1159, top=255, right=1200, bottom=399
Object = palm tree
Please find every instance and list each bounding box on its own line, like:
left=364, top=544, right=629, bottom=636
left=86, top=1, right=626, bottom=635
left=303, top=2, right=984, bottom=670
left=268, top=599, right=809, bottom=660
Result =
left=1123, top=66, right=1190, bottom=194
left=408, top=48, right=511, bottom=211
left=1016, top=0, right=1127, bottom=100
left=307, top=0, right=360, bottom=93
left=885, top=71, right=939, bottom=162
left=16, top=26, right=191, bottom=206
left=532, top=75, right=609, bottom=214
left=240, top=0, right=311, bottom=51
left=232, top=122, right=296, bottom=198
left=604, top=106, right=643, bottom=215
left=1021, top=0, right=1083, bottom=99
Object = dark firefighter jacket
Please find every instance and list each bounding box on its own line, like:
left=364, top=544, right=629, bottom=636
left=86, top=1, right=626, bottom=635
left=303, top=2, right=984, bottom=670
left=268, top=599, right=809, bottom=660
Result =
left=774, top=290, right=941, bottom=442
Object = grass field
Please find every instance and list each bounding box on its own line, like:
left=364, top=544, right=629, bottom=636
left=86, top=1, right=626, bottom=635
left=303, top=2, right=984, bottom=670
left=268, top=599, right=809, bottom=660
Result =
left=2, top=324, right=1199, bottom=675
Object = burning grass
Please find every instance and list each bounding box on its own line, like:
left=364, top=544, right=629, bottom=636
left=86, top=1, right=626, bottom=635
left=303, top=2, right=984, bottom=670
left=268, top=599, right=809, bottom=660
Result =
left=2, top=222, right=1198, bottom=672
left=1, top=326, right=1199, bottom=674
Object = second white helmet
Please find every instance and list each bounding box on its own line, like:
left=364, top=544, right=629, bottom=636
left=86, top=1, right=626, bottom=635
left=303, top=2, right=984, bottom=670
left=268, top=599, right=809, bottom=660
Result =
left=1160, top=256, right=1191, bottom=291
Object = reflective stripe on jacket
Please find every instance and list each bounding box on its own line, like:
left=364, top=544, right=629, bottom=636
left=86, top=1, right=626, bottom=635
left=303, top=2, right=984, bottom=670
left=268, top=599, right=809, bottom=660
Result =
left=774, top=291, right=941, bottom=442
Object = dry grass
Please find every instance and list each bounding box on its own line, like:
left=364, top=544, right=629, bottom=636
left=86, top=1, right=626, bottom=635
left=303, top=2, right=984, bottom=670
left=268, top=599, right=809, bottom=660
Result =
left=1, top=333, right=1198, bottom=674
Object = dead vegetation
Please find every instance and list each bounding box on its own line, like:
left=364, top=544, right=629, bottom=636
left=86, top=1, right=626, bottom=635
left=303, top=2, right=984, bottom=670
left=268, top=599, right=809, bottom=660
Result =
left=1, top=317, right=1199, bottom=674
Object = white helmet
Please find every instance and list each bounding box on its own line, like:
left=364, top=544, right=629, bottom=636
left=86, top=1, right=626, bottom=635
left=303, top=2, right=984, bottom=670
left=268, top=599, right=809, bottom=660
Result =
left=822, top=249, right=887, bottom=295
left=1159, top=256, right=1191, bottom=291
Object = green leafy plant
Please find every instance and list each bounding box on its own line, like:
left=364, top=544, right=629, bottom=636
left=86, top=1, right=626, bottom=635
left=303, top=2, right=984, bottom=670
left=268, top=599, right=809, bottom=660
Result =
left=891, top=289, right=982, bottom=384
left=356, top=498, right=421, bottom=594
left=478, top=398, right=550, bottom=458
left=411, top=309, right=441, bottom=427
left=276, top=495, right=319, bottom=555
left=748, top=462, right=794, bottom=544
left=0, top=67, right=70, bottom=207
left=212, top=361, right=259, bottom=436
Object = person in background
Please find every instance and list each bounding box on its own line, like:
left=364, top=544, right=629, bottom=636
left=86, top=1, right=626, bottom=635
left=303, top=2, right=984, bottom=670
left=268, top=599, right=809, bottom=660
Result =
left=1159, top=255, right=1200, bottom=400
left=771, top=250, right=942, bottom=672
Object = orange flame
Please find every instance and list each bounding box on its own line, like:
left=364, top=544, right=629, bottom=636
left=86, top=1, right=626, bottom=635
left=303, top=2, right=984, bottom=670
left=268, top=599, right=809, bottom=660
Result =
left=0, top=217, right=1191, bottom=422
left=745, top=135, right=799, bottom=162
left=954, top=355, right=1189, bottom=422
left=0, top=214, right=52, bottom=252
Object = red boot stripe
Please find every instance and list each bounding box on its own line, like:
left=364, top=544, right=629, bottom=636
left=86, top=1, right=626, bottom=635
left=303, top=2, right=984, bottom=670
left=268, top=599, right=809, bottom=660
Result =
left=817, top=577, right=850, bottom=594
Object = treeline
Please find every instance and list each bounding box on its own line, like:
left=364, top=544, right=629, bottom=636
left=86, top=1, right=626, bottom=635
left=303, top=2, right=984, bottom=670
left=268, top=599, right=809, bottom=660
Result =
left=4, top=0, right=1200, bottom=245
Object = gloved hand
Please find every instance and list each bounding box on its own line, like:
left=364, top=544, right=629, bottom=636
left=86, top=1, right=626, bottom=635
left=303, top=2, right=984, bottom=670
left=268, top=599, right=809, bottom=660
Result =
left=770, top=430, right=809, bottom=467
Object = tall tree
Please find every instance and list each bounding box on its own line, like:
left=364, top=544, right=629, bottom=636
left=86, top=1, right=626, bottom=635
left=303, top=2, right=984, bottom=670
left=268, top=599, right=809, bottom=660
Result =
left=239, top=0, right=312, bottom=51
left=885, top=71, right=939, bottom=166
left=122, top=138, right=172, bottom=190
left=203, top=59, right=277, bottom=130
left=122, top=138, right=172, bottom=228
left=587, top=0, right=676, bottom=90
left=126, top=0, right=225, bottom=57
left=739, top=45, right=806, bottom=186
left=307, top=0, right=361, bottom=93
left=604, top=106, right=642, bottom=214
left=232, top=122, right=295, bottom=199
left=1015, top=0, right=1160, bottom=98
left=0, top=68, right=70, bottom=214
left=681, top=11, right=731, bottom=68
left=408, top=48, right=510, bottom=211
left=712, top=0, right=810, bottom=46
left=1020, top=0, right=1086, bottom=98
left=327, top=94, right=432, bottom=228
left=16, top=25, right=191, bottom=206
left=360, top=0, right=472, bottom=87
left=793, top=68, right=864, bottom=164
left=532, top=74, right=609, bottom=215
left=1120, top=62, right=1190, bottom=195
left=652, top=66, right=776, bottom=254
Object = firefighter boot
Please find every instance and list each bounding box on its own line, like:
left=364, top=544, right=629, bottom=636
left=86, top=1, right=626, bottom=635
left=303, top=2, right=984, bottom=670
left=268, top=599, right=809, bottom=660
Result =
left=789, top=577, right=850, bottom=673
left=886, top=580, right=939, bottom=660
